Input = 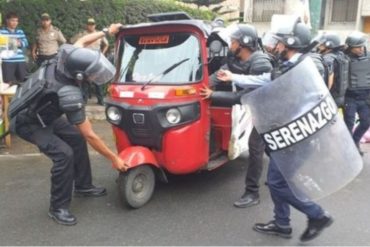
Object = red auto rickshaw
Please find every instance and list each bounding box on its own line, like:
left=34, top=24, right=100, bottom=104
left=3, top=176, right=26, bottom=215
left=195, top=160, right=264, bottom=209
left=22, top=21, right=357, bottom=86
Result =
left=105, top=12, right=234, bottom=208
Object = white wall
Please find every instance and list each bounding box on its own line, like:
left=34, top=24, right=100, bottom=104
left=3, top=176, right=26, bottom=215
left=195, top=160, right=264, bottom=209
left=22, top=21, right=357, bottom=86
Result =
left=361, top=0, right=370, bottom=16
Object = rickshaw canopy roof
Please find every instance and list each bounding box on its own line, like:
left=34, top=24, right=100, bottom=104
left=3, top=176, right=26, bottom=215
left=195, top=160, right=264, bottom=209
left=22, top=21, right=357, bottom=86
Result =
left=118, top=19, right=212, bottom=39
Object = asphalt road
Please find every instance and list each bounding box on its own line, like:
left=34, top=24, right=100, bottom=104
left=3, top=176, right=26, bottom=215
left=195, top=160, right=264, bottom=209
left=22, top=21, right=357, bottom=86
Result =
left=0, top=147, right=369, bottom=246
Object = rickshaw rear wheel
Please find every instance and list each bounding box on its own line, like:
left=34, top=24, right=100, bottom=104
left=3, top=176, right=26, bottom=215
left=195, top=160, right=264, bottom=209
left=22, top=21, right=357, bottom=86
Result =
left=118, top=165, right=155, bottom=209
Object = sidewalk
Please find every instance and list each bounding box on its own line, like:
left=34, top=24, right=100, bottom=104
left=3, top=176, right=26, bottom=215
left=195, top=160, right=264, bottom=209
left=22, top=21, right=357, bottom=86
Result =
left=0, top=101, right=114, bottom=155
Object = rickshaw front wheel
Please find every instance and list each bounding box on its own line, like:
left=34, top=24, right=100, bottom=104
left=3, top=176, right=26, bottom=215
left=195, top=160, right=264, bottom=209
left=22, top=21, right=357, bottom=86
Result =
left=118, top=165, right=156, bottom=209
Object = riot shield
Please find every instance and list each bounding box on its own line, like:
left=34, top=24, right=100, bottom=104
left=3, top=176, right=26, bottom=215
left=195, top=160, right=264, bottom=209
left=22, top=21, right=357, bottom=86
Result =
left=241, top=57, right=363, bottom=201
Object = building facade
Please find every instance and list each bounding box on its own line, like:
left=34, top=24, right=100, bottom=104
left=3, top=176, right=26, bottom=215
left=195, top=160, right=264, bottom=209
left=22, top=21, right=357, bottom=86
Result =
left=236, top=0, right=368, bottom=43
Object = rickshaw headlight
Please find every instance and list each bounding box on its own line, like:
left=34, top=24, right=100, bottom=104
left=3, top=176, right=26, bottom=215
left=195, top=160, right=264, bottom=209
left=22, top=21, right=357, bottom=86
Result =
left=166, top=108, right=181, bottom=124
left=107, top=106, right=122, bottom=123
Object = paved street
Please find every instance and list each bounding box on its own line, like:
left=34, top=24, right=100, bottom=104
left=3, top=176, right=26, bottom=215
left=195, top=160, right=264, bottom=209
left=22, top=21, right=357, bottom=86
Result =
left=0, top=142, right=369, bottom=245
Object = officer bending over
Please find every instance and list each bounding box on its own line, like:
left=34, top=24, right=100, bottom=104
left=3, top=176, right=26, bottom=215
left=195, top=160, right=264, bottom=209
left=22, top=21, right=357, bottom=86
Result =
left=9, top=23, right=127, bottom=226
left=215, top=18, right=333, bottom=242
left=201, top=24, right=273, bottom=208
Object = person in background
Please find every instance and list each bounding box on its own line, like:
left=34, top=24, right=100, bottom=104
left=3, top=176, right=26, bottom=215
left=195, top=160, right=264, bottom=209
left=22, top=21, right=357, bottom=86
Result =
left=315, top=32, right=349, bottom=107
left=0, top=12, right=28, bottom=84
left=70, top=18, right=109, bottom=105
left=32, top=13, right=66, bottom=67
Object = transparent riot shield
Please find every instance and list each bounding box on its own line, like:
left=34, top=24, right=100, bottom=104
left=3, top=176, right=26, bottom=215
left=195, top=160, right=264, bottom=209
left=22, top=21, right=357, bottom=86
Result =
left=241, top=57, right=363, bottom=201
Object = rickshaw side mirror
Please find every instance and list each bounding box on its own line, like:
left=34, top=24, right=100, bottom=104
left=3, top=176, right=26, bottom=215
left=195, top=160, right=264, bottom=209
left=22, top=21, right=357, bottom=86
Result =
left=209, top=39, right=224, bottom=54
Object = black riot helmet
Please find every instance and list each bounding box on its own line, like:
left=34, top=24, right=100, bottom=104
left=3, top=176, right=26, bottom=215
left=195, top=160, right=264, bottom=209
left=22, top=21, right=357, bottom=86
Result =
left=319, top=33, right=342, bottom=49
left=63, top=47, right=116, bottom=85
left=271, top=15, right=311, bottom=50
left=230, top=24, right=259, bottom=51
left=345, top=31, right=367, bottom=48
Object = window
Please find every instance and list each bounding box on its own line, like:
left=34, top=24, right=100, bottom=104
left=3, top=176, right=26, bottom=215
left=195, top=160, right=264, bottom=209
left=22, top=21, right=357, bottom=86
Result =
left=331, top=0, right=358, bottom=22
left=252, top=0, right=285, bottom=22
left=118, top=33, right=202, bottom=85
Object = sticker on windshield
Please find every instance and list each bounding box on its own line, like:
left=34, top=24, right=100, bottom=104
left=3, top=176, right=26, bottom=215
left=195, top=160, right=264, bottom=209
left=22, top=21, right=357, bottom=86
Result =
left=139, top=35, right=169, bottom=45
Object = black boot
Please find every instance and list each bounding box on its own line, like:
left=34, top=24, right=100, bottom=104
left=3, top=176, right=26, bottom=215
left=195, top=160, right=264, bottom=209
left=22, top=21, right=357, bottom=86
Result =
left=233, top=192, right=260, bottom=208
left=300, top=213, right=333, bottom=242
left=48, top=208, right=77, bottom=226
left=253, top=221, right=292, bottom=238
left=74, top=185, right=107, bottom=197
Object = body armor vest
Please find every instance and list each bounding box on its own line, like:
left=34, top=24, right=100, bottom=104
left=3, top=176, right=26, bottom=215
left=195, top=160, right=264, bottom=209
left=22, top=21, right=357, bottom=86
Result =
left=348, top=55, right=370, bottom=90
left=9, top=58, right=78, bottom=127
left=227, top=50, right=272, bottom=76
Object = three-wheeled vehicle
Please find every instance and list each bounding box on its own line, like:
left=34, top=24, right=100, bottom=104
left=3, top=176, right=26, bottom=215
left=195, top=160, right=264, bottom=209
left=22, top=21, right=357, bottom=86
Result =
left=105, top=12, right=236, bottom=208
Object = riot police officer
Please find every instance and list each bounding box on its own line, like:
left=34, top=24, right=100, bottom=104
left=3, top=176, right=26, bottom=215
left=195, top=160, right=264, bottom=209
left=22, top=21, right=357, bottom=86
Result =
left=202, top=24, right=273, bottom=208
left=343, top=31, right=370, bottom=155
left=215, top=17, right=333, bottom=242
left=9, top=23, right=127, bottom=226
left=316, top=33, right=349, bottom=107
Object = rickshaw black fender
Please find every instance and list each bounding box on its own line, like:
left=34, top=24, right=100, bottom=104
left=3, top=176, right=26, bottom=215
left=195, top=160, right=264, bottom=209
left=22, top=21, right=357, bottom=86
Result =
left=154, top=168, right=168, bottom=183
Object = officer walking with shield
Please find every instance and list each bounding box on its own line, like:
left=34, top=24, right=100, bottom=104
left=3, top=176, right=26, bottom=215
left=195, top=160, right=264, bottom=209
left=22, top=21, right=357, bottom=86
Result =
left=343, top=31, right=370, bottom=156
left=216, top=16, right=337, bottom=242
left=8, top=23, right=127, bottom=226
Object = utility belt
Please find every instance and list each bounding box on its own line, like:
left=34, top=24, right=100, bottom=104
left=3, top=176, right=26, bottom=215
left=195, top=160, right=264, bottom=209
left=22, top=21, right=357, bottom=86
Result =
left=38, top=53, right=57, bottom=59
left=37, top=54, right=57, bottom=64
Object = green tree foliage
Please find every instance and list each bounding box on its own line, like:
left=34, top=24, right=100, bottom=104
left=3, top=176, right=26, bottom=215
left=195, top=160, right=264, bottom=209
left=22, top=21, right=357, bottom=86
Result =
left=176, top=0, right=237, bottom=22
left=176, top=0, right=226, bottom=7
left=0, top=0, right=214, bottom=44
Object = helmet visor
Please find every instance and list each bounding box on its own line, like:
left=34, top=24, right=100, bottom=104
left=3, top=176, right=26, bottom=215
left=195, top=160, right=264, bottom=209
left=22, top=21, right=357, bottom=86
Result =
left=214, top=27, right=232, bottom=47
left=85, top=52, right=116, bottom=85
left=271, top=14, right=299, bottom=35
left=262, top=32, right=278, bottom=49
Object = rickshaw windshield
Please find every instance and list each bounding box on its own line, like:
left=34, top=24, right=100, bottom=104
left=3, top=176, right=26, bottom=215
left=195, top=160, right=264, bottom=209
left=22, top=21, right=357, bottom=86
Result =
left=117, top=33, right=202, bottom=84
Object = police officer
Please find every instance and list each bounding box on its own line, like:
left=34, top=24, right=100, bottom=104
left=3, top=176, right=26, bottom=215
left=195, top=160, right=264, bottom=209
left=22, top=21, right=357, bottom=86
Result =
left=70, top=18, right=110, bottom=105
left=316, top=33, right=349, bottom=107
left=70, top=18, right=109, bottom=54
left=11, top=23, right=127, bottom=226
left=202, top=24, right=273, bottom=208
left=32, top=13, right=66, bottom=66
left=343, top=31, right=370, bottom=156
left=216, top=18, right=333, bottom=242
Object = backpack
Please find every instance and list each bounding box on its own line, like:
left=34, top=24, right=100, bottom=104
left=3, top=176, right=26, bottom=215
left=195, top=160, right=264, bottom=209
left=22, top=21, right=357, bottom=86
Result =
left=308, top=52, right=330, bottom=85
left=325, top=51, right=349, bottom=106
left=8, top=63, right=50, bottom=119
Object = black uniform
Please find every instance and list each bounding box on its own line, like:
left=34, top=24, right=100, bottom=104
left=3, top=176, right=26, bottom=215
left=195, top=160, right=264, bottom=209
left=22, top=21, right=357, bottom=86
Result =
left=14, top=57, right=93, bottom=210
left=320, top=50, right=349, bottom=107
left=344, top=52, right=370, bottom=145
left=210, top=50, right=273, bottom=197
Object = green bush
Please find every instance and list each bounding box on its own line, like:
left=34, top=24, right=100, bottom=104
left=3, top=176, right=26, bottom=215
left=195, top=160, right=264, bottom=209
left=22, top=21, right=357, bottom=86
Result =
left=0, top=0, right=215, bottom=44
